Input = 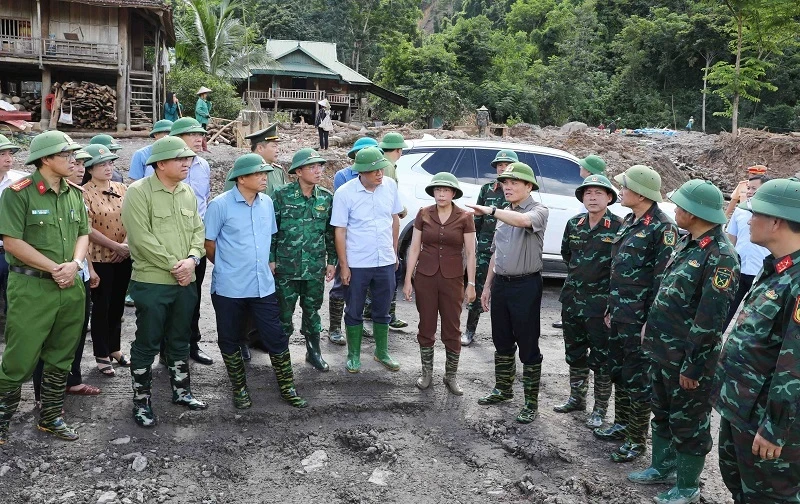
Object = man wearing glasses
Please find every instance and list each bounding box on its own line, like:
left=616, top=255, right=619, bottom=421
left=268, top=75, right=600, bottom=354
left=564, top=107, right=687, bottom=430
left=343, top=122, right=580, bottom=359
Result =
left=0, top=131, right=89, bottom=443
left=270, top=148, right=336, bottom=372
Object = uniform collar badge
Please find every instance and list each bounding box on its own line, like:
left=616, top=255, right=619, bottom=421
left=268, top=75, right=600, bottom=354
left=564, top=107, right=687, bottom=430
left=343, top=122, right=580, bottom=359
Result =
left=37, top=180, right=47, bottom=194
left=688, top=260, right=700, bottom=268
left=603, top=218, right=610, bottom=228
left=776, top=255, right=793, bottom=274
left=577, top=216, right=586, bottom=226
left=643, top=214, right=653, bottom=226
left=699, top=236, right=712, bottom=249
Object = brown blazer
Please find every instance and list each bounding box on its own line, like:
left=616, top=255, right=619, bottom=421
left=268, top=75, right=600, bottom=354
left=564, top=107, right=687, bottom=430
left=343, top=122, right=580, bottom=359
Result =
left=414, top=204, right=475, bottom=278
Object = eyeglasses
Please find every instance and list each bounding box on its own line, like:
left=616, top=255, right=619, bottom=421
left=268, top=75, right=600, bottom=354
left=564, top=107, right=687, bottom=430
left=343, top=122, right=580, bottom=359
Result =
left=55, top=152, right=77, bottom=161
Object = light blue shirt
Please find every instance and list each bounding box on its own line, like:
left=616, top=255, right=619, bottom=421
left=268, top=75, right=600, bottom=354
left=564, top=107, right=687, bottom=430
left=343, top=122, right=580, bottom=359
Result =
left=727, top=206, right=769, bottom=276
left=129, top=145, right=154, bottom=181
left=333, top=166, right=359, bottom=192
left=185, top=156, right=211, bottom=218
left=204, top=186, right=276, bottom=298
left=331, top=176, right=402, bottom=268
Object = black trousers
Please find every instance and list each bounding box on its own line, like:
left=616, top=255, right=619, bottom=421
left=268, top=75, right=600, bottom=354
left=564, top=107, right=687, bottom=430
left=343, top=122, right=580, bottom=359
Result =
left=724, top=273, right=755, bottom=329
left=91, top=260, right=132, bottom=357
left=490, top=272, right=543, bottom=364
left=211, top=293, right=287, bottom=355
left=318, top=128, right=329, bottom=150
left=190, top=256, right=207, bottom=344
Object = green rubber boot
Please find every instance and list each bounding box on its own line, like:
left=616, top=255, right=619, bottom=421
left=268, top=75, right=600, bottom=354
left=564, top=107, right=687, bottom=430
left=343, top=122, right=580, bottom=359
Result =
left=373, top=322, right=400, bottom=371
left=222, top=351, right=252, bottom=409
left=167, top=360, right=208, bottom=410
left=553, top=366, right=589, bottom=413
left=611, top=400, right=650, bottom=463
left=443, top=350, right=463, bottom=395
left=0, top=387, right=22, bottom=445
left=628, top=433, right=677, bottom=484
left=416, top=345, right=434, bottom=389
left=516, top=363, right=542, bottom=424
left=478, top=352, right=516, bottom=405
left=345, top=324, right=364, bottom=373
left=594, top=386, right=630, bottom=441
left=388, top=290, right=408, bottom=329
left=131, top=367, right=156, bottom=427
left=305, top=333, right=330, bottom=371
left=37, top=370, right=78, bottom=441
left=586, top=371, right=612, bottom=428
left=653, top=454, right=705, bottom=504
left=270, top=350, right=308, bottom=408
left=328, top=297, right=346, bottom=345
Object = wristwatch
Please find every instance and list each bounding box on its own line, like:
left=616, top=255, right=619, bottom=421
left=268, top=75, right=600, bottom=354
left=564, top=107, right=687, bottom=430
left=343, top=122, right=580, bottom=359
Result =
left=490, top=205, right=497, bottom=216
left=188, top=255, right=201, bottom=266
left=467, top=281, right=476, bottom=286
left=73, top=259, right=83, bottom=268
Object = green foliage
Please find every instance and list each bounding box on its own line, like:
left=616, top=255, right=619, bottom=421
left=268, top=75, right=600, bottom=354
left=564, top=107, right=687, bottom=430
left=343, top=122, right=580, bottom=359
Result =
left=166, top=65, right=243, bottom=120
left=272, top=111, right=292, bottom=124
left=506, top=114, right=523, bottom=126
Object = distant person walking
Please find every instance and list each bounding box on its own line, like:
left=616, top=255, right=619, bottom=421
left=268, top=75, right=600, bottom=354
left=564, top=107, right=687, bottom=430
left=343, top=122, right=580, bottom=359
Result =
left=164, top=92, right=183, bottom=122
left=685, top=116, right=694, bottom=132
left=315, top=99, right=332, bottom=150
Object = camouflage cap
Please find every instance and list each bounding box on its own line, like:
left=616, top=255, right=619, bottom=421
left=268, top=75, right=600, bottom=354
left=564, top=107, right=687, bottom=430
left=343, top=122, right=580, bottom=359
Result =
left=289, top=148, right=326, bottom=174
left=668, top=179, right=726, bottom=225
left=576, top=174, right=617, bottom=205
left=89, top=134, right=122, bottom=152
left=614, top=165, right=662, bottom=202
left=578, top=155, right=607, bottom=175
left=170, top=117, right=207, bottom=136
left=425, top=172, right=463, bottom=199
left=145, top=137, right=196, bottom=165
left=25, top=130, right=82, bottom=165
left=740, top=178, right=800, bottom=224
left=0, top=134, right=19, bottom=153
left=347, top=137, right=379, bottom=159
left=497, top=162, right=539, bottom=190
left=83, top=143, right=119, bottom=168
left=150, top=119, right=174, bottom=138
left=227, top=153, right=273, bottom=181
left=378, top=132, right=408, bottom=151
left=491, top=149, right=519, bottom=167
left=352, top=146, right=391, bottom=173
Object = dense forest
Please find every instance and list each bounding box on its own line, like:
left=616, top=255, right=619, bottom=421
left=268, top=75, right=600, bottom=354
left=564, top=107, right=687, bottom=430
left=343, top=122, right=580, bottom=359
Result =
left=169, top=0, right=800, bottom=133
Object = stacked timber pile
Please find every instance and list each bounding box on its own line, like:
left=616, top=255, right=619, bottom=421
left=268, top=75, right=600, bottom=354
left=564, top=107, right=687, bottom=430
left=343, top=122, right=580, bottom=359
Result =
left=207, top=117, right=240, bottom=147
left=0, top=93, right=41, bottom=123
left=51, top=81, right=117, bottom=129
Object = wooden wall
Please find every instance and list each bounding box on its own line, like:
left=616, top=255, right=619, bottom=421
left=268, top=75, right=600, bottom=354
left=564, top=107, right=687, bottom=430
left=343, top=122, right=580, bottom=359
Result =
left=47, top=0, right=118, bottom=45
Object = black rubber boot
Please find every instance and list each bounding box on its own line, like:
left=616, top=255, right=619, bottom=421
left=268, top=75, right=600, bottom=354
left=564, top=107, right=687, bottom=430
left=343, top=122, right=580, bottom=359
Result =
left=304, top=333, right=329, bottom=371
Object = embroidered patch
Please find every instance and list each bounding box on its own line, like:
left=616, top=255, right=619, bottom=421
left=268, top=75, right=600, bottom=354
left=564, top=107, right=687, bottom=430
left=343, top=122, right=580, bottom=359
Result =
left=699, top=236, right=712, bottom=249
left=643, top=215, right=652, bottom=226
left=765, top=289, right=779, bottom=300
left=688, top=260, right=700, bottom=268
left=776, top=256, right=793, bottom=274
left=31, top=209, right=50, bottom=215
left=794, top=296, right=800, bottom=324
left=713, top=267, right=733, bottom=290
left=9, top=178, right=32, bottom=192
left=315, top=205, right=326, bottom=211
left=663, top=230, right=677, bottom=246
left=635, top=231, right=647, bottom=238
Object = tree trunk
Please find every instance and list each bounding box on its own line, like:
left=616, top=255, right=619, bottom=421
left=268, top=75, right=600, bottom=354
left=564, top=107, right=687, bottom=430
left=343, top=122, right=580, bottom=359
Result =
left=732, top=13, right=743, bottom=136
left=702, top=52, right=712, bottom=133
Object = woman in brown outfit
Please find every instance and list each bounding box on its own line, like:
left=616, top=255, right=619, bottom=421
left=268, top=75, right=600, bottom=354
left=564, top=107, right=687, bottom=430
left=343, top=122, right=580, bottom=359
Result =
left=403, top=172, right=476, bottom=394
left=82, top=144, right=132, bottom=376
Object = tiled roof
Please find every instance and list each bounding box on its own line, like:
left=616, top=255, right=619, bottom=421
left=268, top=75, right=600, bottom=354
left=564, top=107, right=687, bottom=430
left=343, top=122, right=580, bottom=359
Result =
left=257, top=40, right=373, bottom=85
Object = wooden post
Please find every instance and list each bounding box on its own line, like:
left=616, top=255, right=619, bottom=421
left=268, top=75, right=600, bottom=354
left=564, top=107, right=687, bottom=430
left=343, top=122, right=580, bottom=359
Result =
left=315, top=79, right=319, bottom=116
left=40, top=67, right=51, bottom=130
left=116, top=7, right=129, bottom=131
left=152, top=29, right=160, bottom=124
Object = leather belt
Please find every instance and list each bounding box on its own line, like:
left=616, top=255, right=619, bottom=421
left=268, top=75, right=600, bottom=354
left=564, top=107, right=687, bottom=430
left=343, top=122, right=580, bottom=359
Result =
left=10, top=265, right=53, bottom=279
left=495, top=271, right=540, bottom=282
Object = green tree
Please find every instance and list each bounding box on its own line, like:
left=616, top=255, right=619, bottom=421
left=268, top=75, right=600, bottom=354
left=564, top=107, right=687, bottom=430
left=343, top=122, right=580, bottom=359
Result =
left=166, top=65, right=243, bottom=120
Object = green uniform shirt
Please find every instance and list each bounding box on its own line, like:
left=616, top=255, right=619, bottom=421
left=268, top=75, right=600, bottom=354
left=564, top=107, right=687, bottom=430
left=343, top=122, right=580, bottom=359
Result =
left=195, top=97, right=210, bottom=125
left=609, top=202, right=678, bottom=325
left=121, top=174, right=205, bottom=285
left=559, top=209, right=623, bottom=317
left=474, top=181, right=508, bottom=256
left=269, top=181, right=336, bottom=280
left=223, top=166, right=287, bottom=197
left=644, top=226, right=739, bottom=380
left=0, top=171, right=89, bottom=268
left=714, top=249, right=800, bottom=447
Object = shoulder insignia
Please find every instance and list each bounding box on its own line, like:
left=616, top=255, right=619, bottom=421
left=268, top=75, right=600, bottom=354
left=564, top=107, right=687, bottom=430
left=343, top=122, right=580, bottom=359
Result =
left=713, top=267, right=733, bottom=290
left=663, top=230, right=677, bottom=246
left=776, top=255, right=793, bottom=274
left=66, top=179, right=84, bottom=192
left=765, top=289, right=779, bottom=300
left=794, top=296, right=800, bottom=324
left=643, top=214, right=653, bottom=226
left=604, top=218, right=611, bottom=228
left=577, top=216, right=586, bottom=226
left=36, top=180, right=47, bottom=194
left=699, top=236, right=712, bottom=249
left=635, top=231, right=647, bottom=238
left=9, top=178, right=32, bottom=192
left=688, top=260, right=700, bottom=268
left=315, top=205, right=327, bottom=212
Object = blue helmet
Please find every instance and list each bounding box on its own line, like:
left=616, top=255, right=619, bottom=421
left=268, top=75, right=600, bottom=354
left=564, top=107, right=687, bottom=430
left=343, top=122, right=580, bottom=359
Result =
left=347, top=137, right=380, bottom=160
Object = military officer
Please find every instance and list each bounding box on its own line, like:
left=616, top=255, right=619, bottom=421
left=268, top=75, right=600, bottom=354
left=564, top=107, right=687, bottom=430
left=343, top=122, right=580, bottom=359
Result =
left=463, top=149, right=517, bottom=346
left=223, top=124, right=287, bottom=197
left=714, top=178, right=800, bottom=503
left=0, top=130, right=89, bottom=443
left=554, top=175, right=622, bottom=430
left=594, top=165, right=678, bottom=463
left=271, top=148, right=337, bottom=372
left=628, top=180, right=739, bottom=504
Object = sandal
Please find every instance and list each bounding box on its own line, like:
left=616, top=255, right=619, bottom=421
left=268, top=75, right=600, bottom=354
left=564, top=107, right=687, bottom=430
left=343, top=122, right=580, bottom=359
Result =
left=110, top=352, right=131, bottom=367
left=67, top=384, right=101, bottom=395
left=95, top=358, right=116, bottom=377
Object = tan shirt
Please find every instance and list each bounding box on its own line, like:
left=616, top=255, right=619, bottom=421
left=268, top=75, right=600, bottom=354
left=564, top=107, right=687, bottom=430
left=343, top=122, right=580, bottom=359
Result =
left=491, top=194, right=549, bottom=276
left=83, top=180, right=127, bottom=263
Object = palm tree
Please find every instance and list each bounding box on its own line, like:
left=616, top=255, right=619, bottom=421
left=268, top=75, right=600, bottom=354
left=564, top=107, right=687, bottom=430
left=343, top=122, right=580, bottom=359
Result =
left=175, top=0, right=272, bottom=80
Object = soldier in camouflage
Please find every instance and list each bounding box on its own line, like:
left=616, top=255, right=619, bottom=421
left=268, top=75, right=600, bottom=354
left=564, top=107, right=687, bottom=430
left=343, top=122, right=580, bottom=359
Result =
left=713, top=178, right=800, bottom=503
left=462, top=149, right=517, bottom=346
left=593, top=165, right=678, bottom=463
left=628, top=180, right=739, bottom=504
left=554, top=175, right=622, bottom=429
left=271, top=148, right=337, bottom=372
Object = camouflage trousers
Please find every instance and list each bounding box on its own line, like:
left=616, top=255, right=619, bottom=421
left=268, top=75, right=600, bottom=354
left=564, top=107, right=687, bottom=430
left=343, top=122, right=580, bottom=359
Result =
left=467, top=249, right=492, bottom=314
left=650, top=361, right=713, bottom=456
left=718, top=417, right=800, bottom=503
left=608, top=322, right=651, bottom=403
left=275, top=276, right=325, bottom=337
left=561, top=311, right=609, bottom=372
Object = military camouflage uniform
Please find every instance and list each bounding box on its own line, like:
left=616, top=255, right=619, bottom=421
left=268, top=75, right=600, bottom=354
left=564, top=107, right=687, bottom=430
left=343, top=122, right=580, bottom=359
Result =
left=714, top=250, right=800, bottom=503
left=645, top=227, right=739, bottom=456
left=467, top=181, right=508, bottom=324
left=270, top=181, right=337, bottom=369
left=558, top=209, right=622, bottom=417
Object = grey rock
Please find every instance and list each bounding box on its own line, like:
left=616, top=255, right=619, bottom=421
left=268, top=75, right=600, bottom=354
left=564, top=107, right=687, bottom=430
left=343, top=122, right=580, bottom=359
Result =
left=97, top=491, right=118, bottom=504
left=0, top=465, right=11, bottom=477
left=110, top=436, right=131, bottom=445
left=300, top=450, right=328, bottom=472
left=368, top=468, right=391, bottom=486
left=132, top=456, right=147, bottom=473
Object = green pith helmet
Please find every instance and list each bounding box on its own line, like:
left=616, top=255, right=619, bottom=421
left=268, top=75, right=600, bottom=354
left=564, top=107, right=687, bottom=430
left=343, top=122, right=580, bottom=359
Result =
left=150, top=119, right=174, bottom=138
left=347, top=137, right=379, bottom=159
left=497, top=162, right=539, bottom=190
left=425, top=172, right=463, bottom=199
left=74, top=149, right=93, bottom=162
left=227, top=153, right=273, bottom=181
left=613, top=164, right=662, bottom=202
left=0, top=134, right=20, bottom=153
left=25, top=130, right=82, bottom=165
left=83, top=144, right=119, bottom=168
left=289, top=148, right=326, bottom=174
left=578, top=155, right=607, bottom=175
left=576, top=174, right=617, bottom=205
left=145, top=137, right=196, bottom=165
left=89, top=134, right=122, bottom=152
left=740, top=178, right=800, bottom=224
left=378, top=132, right=408, bottom=151
left=170, top=117, right=206, bottom=136
left=352, top=146, right=391, bottom=173
left=668, top=180, right=726, bottom=224
left=491, top=149, right=518, bottom=167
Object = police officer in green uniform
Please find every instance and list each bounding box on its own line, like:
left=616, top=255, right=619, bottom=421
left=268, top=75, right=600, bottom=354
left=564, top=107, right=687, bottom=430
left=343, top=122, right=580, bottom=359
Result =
left=714, top=178, right=800, bottom=503
left=0, top=130, right=89, bottom=443
left=223, top=124, right=287, bottom=197
left=628, top=180, right=739, bottom=504
left=271, top=148, right=337, bottom=371
left=554, top=175, right=622, bottom=429
left=463, top=149, right=517, bottom=346
left=594, top=165, right=678, bottom=463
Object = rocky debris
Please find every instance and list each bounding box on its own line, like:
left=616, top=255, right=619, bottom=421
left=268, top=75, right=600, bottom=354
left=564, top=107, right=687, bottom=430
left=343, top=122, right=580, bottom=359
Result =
left=367, top=468, right=392, bottom=486
left=0, top=465, right=11, bottom=477
left=300, top=450, right=328, bottom=472
left=335, top=428, right=399, bottom=464
left=96, top=491, right=118, bottom=504
left=111, top=436, right=131, bottom=445
left=132, top=456, right=148, bottom=472
left=560, top=121, right=588, bottom=133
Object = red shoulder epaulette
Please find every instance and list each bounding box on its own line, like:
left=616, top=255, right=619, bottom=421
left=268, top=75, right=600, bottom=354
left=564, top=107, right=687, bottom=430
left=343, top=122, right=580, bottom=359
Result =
left=776, top=255, right=793, bottom=274
left=643, top=214, right=653, bottom=226
left=699, top=236, right=712, bottom=249
left=66, top=179, right=84, bottom=192
left=9, top=178, right=32, bottom=192
left=577, top=216, right=586, bottom=226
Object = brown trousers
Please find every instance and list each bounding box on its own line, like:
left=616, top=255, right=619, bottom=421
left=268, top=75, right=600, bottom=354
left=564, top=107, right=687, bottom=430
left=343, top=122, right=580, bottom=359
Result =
left=414, top=272, right=464, bottom=353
